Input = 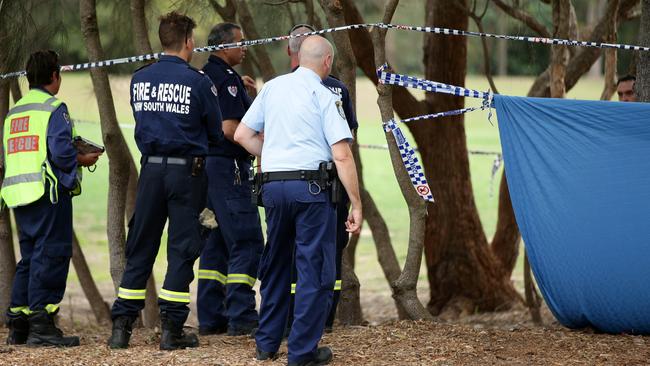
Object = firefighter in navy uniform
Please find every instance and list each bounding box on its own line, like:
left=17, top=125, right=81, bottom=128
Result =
left=235, top=36, right=362, bottom=366
left=197, top=23, right=264, bottom=336
left=286, top=24, right=359, bottom=334
left=1, top=50, right=101, bottom=347
left=107, top=12, right=223, bottom=350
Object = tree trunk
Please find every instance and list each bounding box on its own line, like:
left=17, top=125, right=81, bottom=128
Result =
left=419, top=0, right=521, bottom=318
left=550, top=0, right=571, bottom=98
left=72, top=232, right=111, bottom=323
left=496, top=19, right=508, bottom=76
left=317, top=0, right=363, bottom=326
left=0, top=78, right=16, bottom=324
left=235, top=0, right=276, bottom=81
left=130, top=0, right=159, bottom=328
left=371, top=0, right=433, bottom=321
left=638, top=0, right=650, bottom=102
left=80, top=0, right=132, bottom=292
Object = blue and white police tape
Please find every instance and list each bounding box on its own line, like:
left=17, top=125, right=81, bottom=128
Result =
left=378, top=23, right=650, bottom=52
left=378, top=64, right=490, bottom=100
left=382, top=118, right=434, bottom=203
left=2, top=21, right=649, bottom=79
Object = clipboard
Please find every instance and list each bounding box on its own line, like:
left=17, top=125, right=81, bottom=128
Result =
left=73, top=136, right=105, bottom=155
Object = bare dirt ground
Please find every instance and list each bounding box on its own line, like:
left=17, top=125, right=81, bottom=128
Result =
left=1, top=296, right=649, bottom=365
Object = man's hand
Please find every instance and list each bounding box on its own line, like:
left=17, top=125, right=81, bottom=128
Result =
left=77, top=152, right=102, bottom=167
left=242, top=75, right=257, bottom=95
left=346, top=206, right=362, bottom=234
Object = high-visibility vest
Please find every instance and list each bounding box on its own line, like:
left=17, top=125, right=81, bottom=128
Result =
left=1, top=89, right=80, bottom=208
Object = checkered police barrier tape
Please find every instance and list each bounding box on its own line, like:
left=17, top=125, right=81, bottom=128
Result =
left=377, top=23, right=650, bottom=52
left=0, top=23, right=371, bottom=79
left=383, top=118, right=434, bottom=203
left=2, top=22, right=648, bottom=79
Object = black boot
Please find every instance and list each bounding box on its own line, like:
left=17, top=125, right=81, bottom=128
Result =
left=288, top=346, right=333, bottom=366
left=159, top=314, right=199, bottom=350
left=25, top=310, right=79, bottom=347
left=107, top=316, right=135, bottom=349
left=6, top=311, right=29, bottom=345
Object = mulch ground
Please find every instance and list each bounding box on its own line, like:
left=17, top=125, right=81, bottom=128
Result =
left=1, top=307, right=649, bottom=365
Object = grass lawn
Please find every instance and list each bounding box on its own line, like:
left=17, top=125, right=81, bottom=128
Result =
left=9, top=72, right=608, bottom=314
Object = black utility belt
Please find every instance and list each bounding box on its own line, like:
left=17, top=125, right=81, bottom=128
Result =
left=261, top=170, right=321, bottom=183
left=144, top=156, right=205, bottom=176
left=252, top=162, right=343, bottom=206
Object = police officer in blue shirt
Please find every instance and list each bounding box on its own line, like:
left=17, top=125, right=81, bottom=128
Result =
left=2, top=50, right=101, bottom=347
left=108, top=12, right=223, bottom=350
left=287, top=24, right=359, bottom=334
left=235, top=36, right=362, bottom=366
left=197, top=22, right=264, bottom=336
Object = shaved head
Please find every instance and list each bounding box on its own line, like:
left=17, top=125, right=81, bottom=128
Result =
left=298, top=36, right=334, bottom=79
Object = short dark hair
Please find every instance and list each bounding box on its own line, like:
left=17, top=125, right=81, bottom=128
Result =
left=207, top=23, right=242, bottom=47
left=617, top=75, right=636, bottom=86
left=158, top=11, right=196, bottom=51
left=25, top=50, right=60, bottom=88
left=289, top=24, right=316, bottom=54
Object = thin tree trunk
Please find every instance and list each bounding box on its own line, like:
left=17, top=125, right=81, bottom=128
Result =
left=0, top=78, right=16, bottom=324
left=528, top=0, right=631, bottom=98
left=523, top=250, right=542, bottom=324
left=371, top=0, right=432, bottom=321
left=234, top=0, right=276, bottom=81
left=80, top=0, right=132, bottom=292
left=10, top=79, right=21, bottom=104
left=318, top=0, right=363, bottom=325
left=638, top=0, right=650, bottom=102
left=130, top=0, right=159, bottom=328
left=72, top=232, right=110, bottom=323
left=550, top=0, right=571, bottom=99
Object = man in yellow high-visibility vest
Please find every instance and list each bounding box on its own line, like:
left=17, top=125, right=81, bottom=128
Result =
left=1, top=50, right=101, bottom=347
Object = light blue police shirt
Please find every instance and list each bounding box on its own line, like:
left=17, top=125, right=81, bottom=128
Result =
left=242, top=66, right=352, bottom=172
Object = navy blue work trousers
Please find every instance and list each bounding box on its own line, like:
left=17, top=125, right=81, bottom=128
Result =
left=197, top=156, right=263, bottom=330
left=10, top=189, right=72, bottom=312
left=110, top=157, right=207, bottom=324
left=255, top=180, right=336, bottom=364
left=288, top=195, right=349, bottom=328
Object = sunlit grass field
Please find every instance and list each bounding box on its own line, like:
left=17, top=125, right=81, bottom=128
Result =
left=9, top=72, right=608, bottom=318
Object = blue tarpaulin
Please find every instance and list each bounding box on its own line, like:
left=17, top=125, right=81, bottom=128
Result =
left=494, top=94, right=650, bottom=334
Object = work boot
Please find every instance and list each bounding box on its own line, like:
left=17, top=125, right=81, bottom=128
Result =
left=227, top=322, right=258, bottom=336
left=25, top=310, right=80, bottom=347
left=288, top=346, right=333, bottom=366
left=160, top=314, right=199, bottom=350
left=256, top=347, right=278, bottom=361
left=107, top=316, right=135, bottom=349
left=6, top=311, right=29, bottom=345
left=198, top=323, right=227, bottom=336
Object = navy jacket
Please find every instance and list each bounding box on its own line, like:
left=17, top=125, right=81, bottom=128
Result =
left=202, top=55, right=252, bottom=159
left=130, top=55, right=223, bottom=156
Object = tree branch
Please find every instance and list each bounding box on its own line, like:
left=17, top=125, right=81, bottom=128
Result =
left=340, top=0, right=427, bottom=119
left=491, top=0, right=551, bottom=37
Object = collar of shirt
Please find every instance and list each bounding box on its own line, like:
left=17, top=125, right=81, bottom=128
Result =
left=208, top=54, right=235, bottom=71
left=159, top=54, right=188, bottom=64
left=294, top=66, right=322, bottom=84
left=31, top=86, right=53, bottom=96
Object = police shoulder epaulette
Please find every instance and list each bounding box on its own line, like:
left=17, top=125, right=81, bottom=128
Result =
left=321, top=83, right=339, bottom=95
left=187, top=65, right=206, bottom=75
left=226, top=69, right=234, bottom=75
